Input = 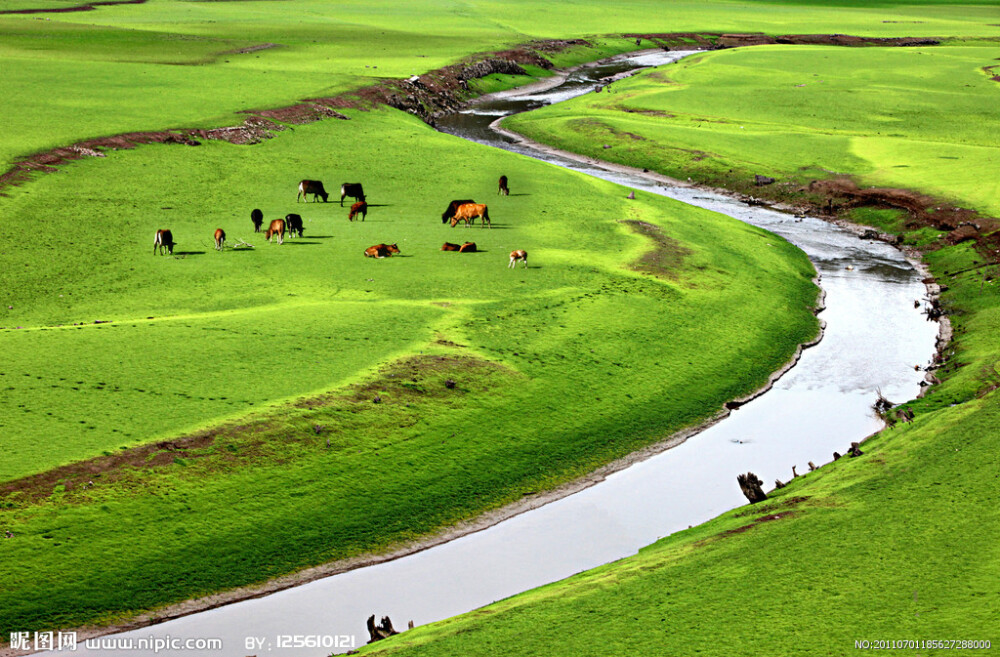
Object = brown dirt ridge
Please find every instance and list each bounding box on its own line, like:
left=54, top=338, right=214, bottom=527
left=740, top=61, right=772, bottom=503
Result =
left=0, top=0, right=145, bottom=15
left=0, top=354, right=503, bottom=504
left=0, top=32, right=941, bottom=194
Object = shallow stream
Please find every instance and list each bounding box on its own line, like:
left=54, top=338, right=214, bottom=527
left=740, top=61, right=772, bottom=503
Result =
left=47, top=50, right=940, bottom=657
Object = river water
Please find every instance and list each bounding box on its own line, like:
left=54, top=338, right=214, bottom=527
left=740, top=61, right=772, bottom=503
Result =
left=44, top=50, right=940, bottom=657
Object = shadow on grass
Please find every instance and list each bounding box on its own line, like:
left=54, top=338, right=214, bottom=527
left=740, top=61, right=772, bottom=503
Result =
left=172, top=251, right=205, bottom=256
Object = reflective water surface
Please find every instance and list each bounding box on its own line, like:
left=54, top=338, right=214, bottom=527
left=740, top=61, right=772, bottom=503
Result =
left=50, top=50, right=939, bottom=657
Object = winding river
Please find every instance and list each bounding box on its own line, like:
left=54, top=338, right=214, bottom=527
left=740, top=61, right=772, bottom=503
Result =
left=45, top=50, right=940, bottom=657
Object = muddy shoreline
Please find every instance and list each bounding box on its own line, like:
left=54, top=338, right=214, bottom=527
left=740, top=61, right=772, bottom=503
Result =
left=488, top=117, right=954, bottom=386
left=0, top=31, right=942, bottom=194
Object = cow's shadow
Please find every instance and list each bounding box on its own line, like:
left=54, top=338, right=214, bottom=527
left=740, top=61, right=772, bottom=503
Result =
left=363, top=203, right=392, bottom=208
left=505, top=193, right=530, bottom=197
left=281, top=241, right=320, bottom=246
left=308, top=235, right=334, bottom=239
left=172, top=251, right=205, bottom=256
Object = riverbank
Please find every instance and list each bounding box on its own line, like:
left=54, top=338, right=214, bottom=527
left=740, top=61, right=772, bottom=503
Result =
left=0, top=36, right=823, bottom=648
left=357, top=39, right=1000, bottom=657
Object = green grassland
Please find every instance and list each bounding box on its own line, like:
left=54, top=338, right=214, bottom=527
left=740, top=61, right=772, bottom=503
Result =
left=504, top=43, right=1000, bottom=214
left=1, top=0, right=998, bottom=642
left=0, top=102, right=819, bottom=631
left=358, top=40, right=1000, bottom=656
left=2, top=0, right=998, bottom=174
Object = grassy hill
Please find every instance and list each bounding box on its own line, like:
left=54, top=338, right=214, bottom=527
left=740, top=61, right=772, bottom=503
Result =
left=1, top=0, right=996, bottom=643
left=361, top=37, right=1000, bottom=657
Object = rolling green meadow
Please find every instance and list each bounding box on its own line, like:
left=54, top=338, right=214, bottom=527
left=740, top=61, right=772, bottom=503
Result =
left=1, top=0, right=999, bottom=648
left=359, top=20, right=1000, bottom=657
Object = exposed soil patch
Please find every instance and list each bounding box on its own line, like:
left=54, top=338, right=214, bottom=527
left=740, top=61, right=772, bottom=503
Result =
left=795, top=177, right=999, bottom=260
left=620, top=219, right=691, bottom=278
left=0, top=430, right=218, bottom=503
left=0, top=32, right=946, bottom=195
left=0, top=0, right=145, bottom=15
left=983, top=65, right=1000, bottom=82
left=0, top=354, right=507, bottom=503
left=0, top=117, right=287, bottom=189
left=694, top=509, right=799, bottom=548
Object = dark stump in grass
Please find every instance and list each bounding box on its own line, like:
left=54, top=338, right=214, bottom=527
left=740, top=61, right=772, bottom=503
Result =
left=737, top=472, right=768, bottom=504
left=367, top=615, right=399, bottom=644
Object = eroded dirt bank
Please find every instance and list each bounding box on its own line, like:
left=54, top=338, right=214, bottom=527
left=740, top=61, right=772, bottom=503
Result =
left=0, top=32, right=941, bottom=193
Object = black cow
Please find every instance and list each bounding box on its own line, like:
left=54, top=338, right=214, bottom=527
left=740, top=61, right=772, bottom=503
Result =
left=340, top=183, right=365, bottom=207
left=284, top=213, right=304, bottom=238
left=153, top=229, right=174, bottom=255
left=298, top=180, right=329, bottom=203
left=251, top=208, right=264, bottom=232
left=441, top=199, right=476, bottom=224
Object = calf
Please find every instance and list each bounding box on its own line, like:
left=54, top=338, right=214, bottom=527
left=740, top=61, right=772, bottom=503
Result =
left=508, top=249, right=528, bottom=268
left=441, top=199, right=476, bottom=224
left=251, top=208, right=264, bottom=232
left=340, top=183, right=365, bottom=207
left=349, top=201, right=368, bottom=222
left=364, top=243, right=400, bottom=258
left=214, top=228, right=226, bottom=251
left=284, top=213, right=304, bottom=238
left=297, top=180, right=329, bottom=203
left=265, top=219, right=285, bottom=244
left=153, top=229, right=174, bottom=255
left=441, top=242, right=461, bottom=251
left=498, top=175, right=509, bottom=196
left=458, top=241, right=477, bottom=253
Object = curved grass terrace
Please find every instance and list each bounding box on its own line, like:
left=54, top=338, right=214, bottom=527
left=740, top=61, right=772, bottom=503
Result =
left=0, top=0, right=997, bottom=649
left=359, top=27, right=1000, bottom=657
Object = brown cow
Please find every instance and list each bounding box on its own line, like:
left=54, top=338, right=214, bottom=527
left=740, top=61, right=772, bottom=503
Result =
left=265, top=219, right=285, bottom=244
left=298, top=180, right=329, bottom=203
left=349, top=201, right=368, bottom=222
left=213, top=228, right=226, bottom=251
left=442, top=242, right=477, bottom=252
left=441, top=199, right=475, bottom=224
left=498, top=175, right=509, bottom=196
left=450, top=203, right=491, bottom=228
left=508, top=249, right=527, bottom=268
left=364, top=243, right=400, bottom=258
left=153, top=229, right=174, bottom=255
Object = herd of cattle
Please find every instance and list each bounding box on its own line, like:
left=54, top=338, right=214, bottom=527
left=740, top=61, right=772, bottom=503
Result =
left=152, top=177, right=527, bottom=267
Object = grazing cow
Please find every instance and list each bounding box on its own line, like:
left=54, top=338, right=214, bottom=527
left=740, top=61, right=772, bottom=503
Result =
left=349, top=201, right=368, bottom=222
left=251, top=208, right=264, bottom=232
left=441, top=199, right=476, bottom=224
left=508, top=249, right=528, bottom=268
left=153, top=229, right=174, bottom=255
left=265, top=218, right=285, bottom=244
left=441, top=242, right=461, bottom=251
left=498, top=175, right=509, bottom=196
left=284, top=213, right=304, bottom=238
left=451, top=203, right=491, bottom=229
left=340, top=183, right=365, bottom=207
left=214, top=228, right=226, bottom=251
left=364, top=243, right=400, bottom=258
left=297, top=180, right=329, bottom=203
